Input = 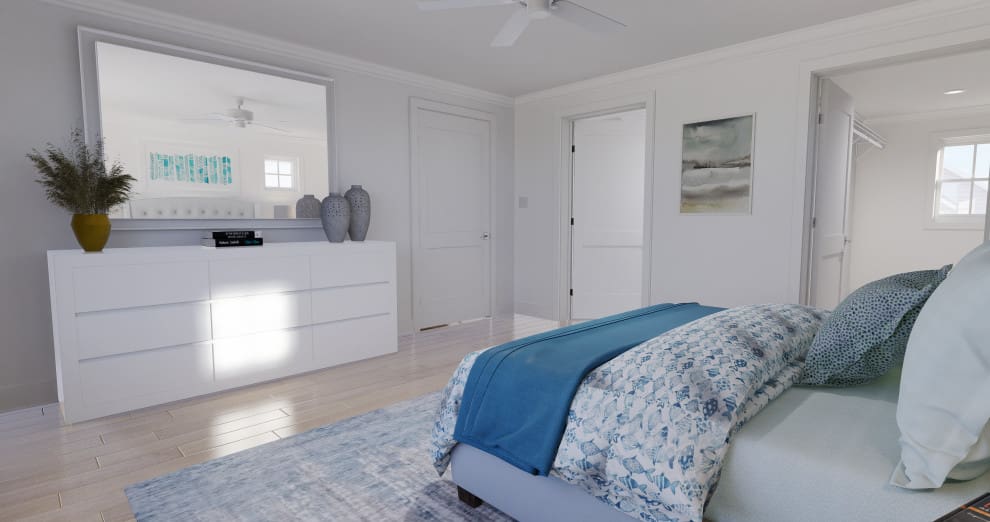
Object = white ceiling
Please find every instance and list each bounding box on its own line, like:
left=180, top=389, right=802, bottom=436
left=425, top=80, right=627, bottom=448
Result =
left=97, top=42, right=327, bottom=139
left=116, top=0, right=919, bottom=97
left=830, top=47, right=990, bottom=120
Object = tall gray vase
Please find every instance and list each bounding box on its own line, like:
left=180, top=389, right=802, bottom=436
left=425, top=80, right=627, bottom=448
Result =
left=295, top=194, right=321, bottom=219
left=345, top=185, right=371, bottom=241
left=320, top=193, right=350, bottom=243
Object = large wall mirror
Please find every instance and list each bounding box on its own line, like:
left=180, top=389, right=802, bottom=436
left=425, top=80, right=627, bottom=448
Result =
left=78, top=27, right=335, bottom=230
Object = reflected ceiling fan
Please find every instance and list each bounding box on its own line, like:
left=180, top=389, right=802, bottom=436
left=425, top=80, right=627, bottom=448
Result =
left=417, top=0, right=626, bottom=47
left=182, top=97, right=289, bottom=133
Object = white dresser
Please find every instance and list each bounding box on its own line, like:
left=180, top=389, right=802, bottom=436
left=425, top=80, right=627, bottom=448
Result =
left=47, top=241, right=398, bottom=423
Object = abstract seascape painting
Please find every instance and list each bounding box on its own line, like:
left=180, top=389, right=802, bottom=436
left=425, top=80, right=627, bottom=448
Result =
left=680, top=114, right=755, bottom=214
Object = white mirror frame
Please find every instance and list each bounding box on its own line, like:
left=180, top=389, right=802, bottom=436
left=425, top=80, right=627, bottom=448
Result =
left=77, top=26, right=338, bottom=231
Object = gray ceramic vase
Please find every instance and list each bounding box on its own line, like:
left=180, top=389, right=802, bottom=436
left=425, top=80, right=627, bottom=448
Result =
left=320, top=193, right=350, bottom=243
left=345, top=185, right=371, bottom=241
left=295, top=194, right=321, bottom=219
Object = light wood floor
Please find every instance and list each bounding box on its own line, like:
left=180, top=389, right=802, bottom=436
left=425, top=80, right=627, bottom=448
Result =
left=0, top=314, right=560, bottom=522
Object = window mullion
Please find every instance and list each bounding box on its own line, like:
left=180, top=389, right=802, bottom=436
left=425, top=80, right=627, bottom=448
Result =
left=935, top=148, right=944, bottom=218
left=970, top=147, right=979, bottom=214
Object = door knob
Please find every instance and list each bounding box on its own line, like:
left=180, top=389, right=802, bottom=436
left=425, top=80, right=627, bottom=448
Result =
left=481, top=233, right=490, bottom=240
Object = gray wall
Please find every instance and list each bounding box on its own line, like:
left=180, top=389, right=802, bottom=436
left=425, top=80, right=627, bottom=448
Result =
left=0, top=0, right=515, bottom=413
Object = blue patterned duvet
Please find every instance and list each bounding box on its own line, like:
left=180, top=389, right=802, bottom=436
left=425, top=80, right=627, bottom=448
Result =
left=431, top=304, right=827, bottom=522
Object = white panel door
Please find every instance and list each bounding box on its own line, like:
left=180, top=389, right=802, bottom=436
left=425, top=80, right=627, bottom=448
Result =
left=411, top=101, right=492, bottom=329
left=570, top=109, right=647, bottom=320
left=810, top=79, right=855, bottom=309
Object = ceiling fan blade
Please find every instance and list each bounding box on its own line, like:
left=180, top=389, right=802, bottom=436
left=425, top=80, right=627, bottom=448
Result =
left=418, top=0, right=516, bottom=11
left=250, top=122, right=290, bottom=133
left=207, top=112, right=237, bottom=121
left=491, top=8, right=531, bottom=47
left=553, top=0, right=625, bottom=32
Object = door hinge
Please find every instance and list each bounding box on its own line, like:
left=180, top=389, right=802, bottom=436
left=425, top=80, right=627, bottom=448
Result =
left=569, top=289, right=574, bottom=296
left=812, top=217, right=817, bottom=228
left=817, top=113, right=823, bottom=125
left=571, top=145, right=576, bottom=153
left=570, top=217, right=574, bottom=226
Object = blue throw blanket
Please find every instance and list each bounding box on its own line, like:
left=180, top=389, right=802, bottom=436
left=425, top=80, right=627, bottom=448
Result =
left=453, top=302, right=723, bottom=475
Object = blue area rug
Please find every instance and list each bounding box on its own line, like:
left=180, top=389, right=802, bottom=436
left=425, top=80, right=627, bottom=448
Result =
left=126, top=392, right=511, bottom=521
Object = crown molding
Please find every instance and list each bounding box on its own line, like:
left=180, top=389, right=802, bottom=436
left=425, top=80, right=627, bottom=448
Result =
left=40, top=0, right=515, bottom=108
left=864, top=104, right=990, bottom=125
left=515, top=0, right=990, bottom=105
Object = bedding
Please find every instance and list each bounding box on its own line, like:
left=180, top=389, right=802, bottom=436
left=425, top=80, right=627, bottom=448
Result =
left=432, top=304, right=827, bottom=522
left=706, top=368, right=990, bottom=521
left=454, top=302, right=723, bottom=476
left=894, top=241, right=990, bottom=489
left=800, top=265, right=950, bottom=387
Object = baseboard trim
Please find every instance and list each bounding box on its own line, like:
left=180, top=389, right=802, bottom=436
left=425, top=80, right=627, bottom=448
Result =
left=514, top=301, right=554, bottom=320
left=0, top=379, right=58, bottom=415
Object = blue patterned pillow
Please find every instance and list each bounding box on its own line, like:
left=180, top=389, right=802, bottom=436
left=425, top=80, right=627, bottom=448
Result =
left=800, top=265, right=952, bottom=387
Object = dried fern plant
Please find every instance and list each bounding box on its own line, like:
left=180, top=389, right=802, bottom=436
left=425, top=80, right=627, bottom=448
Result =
left=27, top=129, right=135, bottom=215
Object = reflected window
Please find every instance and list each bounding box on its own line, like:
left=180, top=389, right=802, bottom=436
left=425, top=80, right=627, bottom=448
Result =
left=264, top=157, right=297, bottom=190
left=934, top=139, right=989, bottom=221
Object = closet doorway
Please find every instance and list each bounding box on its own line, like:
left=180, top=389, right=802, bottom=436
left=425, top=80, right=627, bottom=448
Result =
left=568, top=108, right=648, bottom=321
left=807, top=48, right=990, bottom=307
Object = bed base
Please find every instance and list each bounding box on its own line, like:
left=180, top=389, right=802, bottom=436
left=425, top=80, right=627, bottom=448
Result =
left=456, top=486, right=483, bottom=508
left=450, top=444, right=636, bottom=521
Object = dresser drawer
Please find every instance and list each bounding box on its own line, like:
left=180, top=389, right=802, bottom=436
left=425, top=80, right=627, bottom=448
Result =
left=310, top=251, right=392, bottom=289
left=73, top=261, right=208, bottom=313
left=213, top=327, right=312, bottom=384
left=212, top=291, right=312, bottom=339
left=209, top=256, right=310, bottom=299
left=76, top=302, right=212, bottom=360
left=311, top=283, right=394, bottom=324
left=78, top=342, right=213, bottom=406
left=313, top=314, right=397, bottom=368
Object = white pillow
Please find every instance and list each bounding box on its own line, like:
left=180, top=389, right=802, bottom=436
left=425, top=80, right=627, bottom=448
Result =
left=892, top=241, right=990, bottom=489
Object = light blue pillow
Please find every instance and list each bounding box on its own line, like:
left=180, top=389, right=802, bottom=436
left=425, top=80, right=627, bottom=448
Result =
left=894, top=242, right=990, bottom=489
left=800, top=265, right=952, bottom=387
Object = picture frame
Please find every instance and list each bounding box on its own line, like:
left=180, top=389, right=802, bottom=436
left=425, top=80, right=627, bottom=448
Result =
left=680, top=113, right=756, bottom=214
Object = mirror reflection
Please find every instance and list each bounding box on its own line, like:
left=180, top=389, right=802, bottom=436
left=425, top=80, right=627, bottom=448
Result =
left=96, top=42, right=329, bottom=219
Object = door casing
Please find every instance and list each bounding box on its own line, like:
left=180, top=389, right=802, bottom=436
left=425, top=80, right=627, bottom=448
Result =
left=555, top=93, right=656, bottom=322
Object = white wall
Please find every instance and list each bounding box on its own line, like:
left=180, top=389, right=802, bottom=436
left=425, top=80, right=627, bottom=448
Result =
left=514, top=1, right=990, bottom=320
left=847, top=114, right=988, bottom=290
left=0, top=0, right=514, bottom=412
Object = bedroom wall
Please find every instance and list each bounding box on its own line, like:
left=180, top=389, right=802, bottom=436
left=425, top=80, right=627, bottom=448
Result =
left=0, top=0, right=515, bottom=412
left=513, top=0, right=990, bottom=319
left=847, top=114, right=988, bottom=290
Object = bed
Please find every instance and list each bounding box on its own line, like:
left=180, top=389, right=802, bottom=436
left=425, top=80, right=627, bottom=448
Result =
left=434, top=249, right=990, bottom=522
left=448, top=368, right=990, bottom=521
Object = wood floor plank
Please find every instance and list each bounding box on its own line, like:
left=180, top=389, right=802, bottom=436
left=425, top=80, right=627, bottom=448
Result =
left=152, top=408, right=287, bottom=441
left=21, top=491, right=125, bottom=522
left=0, top=314, right=560, bottom=520
left=99, top=502, right=136, bottom=522
left=0, top=453, right=100, bottom=489
left=0, top=446, right=182, bottom=509
left=0, top=492, right=61, bottom=520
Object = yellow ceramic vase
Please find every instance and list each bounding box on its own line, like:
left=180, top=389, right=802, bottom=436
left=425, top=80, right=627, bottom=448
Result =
left=70, top=214, right=111, bottom=252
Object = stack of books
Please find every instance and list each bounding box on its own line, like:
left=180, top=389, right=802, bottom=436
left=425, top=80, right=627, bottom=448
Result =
left=201, top=230, right=264, bottom=248
left=937, top=492, right=990, bottom=521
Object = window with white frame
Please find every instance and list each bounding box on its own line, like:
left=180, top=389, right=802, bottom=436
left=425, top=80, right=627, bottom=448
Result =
left=933, top=138, right=989, bottom=221
left=264, top=157, right=297, bottom=190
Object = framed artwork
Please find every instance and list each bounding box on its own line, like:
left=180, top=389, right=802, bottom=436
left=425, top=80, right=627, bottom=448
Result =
left=142, top=140, right=239, bottom=194
left=680, top=114, right=755, bottom=214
